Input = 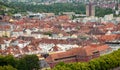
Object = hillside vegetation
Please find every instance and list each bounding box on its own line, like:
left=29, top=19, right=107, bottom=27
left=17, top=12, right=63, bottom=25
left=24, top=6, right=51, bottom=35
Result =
left=0, top=54, right=39, bottom=70
left=0, top=2, right=15, bottom=15
left=0, top=2, right=113, bottom=17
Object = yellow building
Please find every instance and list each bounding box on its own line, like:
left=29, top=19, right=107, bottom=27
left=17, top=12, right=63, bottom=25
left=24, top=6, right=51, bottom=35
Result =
left=1, top=31, right=11, bottom=37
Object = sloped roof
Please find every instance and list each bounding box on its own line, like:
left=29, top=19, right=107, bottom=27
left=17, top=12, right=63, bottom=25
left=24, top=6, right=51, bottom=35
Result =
left=49, top=45, right=62, bottom=52
left=88, top=27, right=105, bottom=35
left=46, top=47, right=92, bottom=62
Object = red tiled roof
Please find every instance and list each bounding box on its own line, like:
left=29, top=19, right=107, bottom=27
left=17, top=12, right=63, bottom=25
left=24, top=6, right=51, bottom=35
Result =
left=46, top=47, right=93, bottom=62
left=46, top=44, right=111, bottom=62
left=49, top=45, right=62, bottom=52
left=98, top=34, right=117, bottom=41
left=96, top=45, right=111, bottom=52
left=57, top=15, right=70, bottom=20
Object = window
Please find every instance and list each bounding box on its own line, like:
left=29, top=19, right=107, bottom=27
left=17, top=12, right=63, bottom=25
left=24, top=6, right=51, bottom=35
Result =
left=0, top=45, right=1, bottom=49
left=93, top=51, right=99, bottom=54
left=54, top=55, right=76, bottom=61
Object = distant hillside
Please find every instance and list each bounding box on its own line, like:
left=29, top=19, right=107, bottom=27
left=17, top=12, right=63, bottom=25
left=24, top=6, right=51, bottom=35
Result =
left=0, top=2, right=8, bottom=9
left=0, top=2, right=7, bottom=15
left=0, top=1, right=15, bottom=15
left=0, top=0, right=81, bottom=3
left=7, top=2, right=86, bottom=15
left=0, top=1, right=114, bottom=17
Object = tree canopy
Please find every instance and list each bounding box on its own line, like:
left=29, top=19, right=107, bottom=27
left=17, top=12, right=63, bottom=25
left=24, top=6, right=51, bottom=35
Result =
left=0, top=2, right=114, bottom=17
left=0, top=54, right=39, bottom=70
left=95, top=7, right=113, bottom=17
left=0, top=65, right=17, bottom=70
left=7, top=2, right=86, bottom=15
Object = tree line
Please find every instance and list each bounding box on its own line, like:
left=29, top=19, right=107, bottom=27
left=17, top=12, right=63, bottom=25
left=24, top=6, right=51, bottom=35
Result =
left=7, top=2, right=86, bottom=15
left=0, top=54, right=39, bottom=70
left=53, top=49, right=120, bottom=70
left=95, top=7, right=113, bottom=17
left=0, top=2, right=114, bottom=17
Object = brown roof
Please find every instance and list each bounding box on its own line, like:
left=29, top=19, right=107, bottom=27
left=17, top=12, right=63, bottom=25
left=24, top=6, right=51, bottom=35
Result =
left=46, top=47, right=92, bottom=62
left=0, top=37, right=11, bottom=44
left=96, top=45, right=111, bottom=52
left=49, top=45, right=62, bottom=52
left=98, top=34, right=117, bottom=41
left=46, top=44, right=111, bottom=62
left=88, top=27, right=105, bottom=35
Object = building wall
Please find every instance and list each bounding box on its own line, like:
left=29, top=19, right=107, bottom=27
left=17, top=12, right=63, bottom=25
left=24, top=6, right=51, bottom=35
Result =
left=86, top=3, right=95, bottom=16
left=0, top=31, right=11, bottom=37
left=91, top=5, right=95, bottom=16
left=86, top=5, right=90, bottom=16
left=0, top=44, right=6, bottom=50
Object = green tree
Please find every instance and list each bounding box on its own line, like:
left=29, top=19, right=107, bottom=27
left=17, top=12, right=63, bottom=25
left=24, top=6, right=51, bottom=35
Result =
left=4, top=55, right=18, bottom=68
left=0, top=65, right=17, bottom=70
left=0, top=55, right=7, bottom=66
left=95, top=7, right=113, bottom=17
left=17, top=55, right=39, bottom=70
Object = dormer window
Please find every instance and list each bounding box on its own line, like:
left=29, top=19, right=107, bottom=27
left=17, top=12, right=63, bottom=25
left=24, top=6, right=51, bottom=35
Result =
left=93, top=51, right=99, bottom=54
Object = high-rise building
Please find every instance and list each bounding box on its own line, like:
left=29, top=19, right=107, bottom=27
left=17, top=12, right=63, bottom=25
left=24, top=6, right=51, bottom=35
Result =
left=86, top=2, right=95, bottom=16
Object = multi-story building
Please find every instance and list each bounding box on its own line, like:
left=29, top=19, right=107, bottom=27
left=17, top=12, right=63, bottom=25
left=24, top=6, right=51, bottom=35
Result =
left=86, top=2, right=95, bottom=16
